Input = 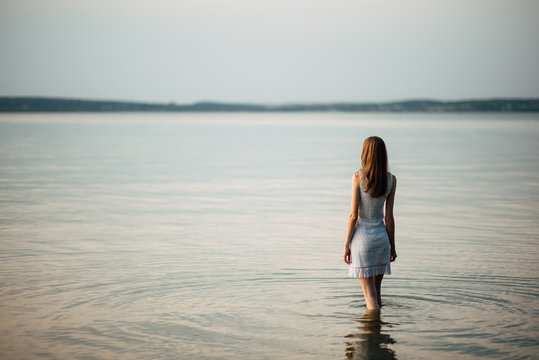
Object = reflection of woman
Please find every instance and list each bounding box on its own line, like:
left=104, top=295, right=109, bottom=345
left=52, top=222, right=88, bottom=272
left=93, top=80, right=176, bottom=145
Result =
left=343, top=136, right=397, bottom=309
left=344, top=309, right=397, bottom=360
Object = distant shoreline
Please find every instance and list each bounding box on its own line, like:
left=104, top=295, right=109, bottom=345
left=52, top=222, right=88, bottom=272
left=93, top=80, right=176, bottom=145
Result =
left=1, top=96, right=539, bottom=112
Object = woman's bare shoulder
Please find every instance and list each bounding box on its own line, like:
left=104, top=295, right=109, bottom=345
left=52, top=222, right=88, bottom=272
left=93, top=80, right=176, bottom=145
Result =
left=350, top=173, right=361, bottom=190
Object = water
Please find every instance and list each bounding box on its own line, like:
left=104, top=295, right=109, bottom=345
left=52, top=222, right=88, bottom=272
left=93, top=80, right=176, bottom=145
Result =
left=0, top=112, right=538, bottom=359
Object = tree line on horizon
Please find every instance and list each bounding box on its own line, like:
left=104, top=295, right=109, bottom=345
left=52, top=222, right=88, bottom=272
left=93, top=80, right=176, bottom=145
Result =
left=1, top=96, right=539, bottom=112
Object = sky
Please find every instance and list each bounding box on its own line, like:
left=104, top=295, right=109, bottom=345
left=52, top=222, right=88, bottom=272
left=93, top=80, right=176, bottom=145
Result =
left=1, top=0, right=538, bottom=104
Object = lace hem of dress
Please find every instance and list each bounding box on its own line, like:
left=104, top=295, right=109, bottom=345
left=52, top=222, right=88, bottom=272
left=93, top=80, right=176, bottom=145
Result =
left=348, top=263, right=391, bottom=278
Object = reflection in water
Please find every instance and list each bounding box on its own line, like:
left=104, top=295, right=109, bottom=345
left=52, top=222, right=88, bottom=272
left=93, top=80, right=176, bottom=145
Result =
left=345, top=310, right=397, bottom=360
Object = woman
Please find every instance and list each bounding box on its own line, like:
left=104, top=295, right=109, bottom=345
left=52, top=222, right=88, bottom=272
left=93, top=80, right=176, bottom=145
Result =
left=343, top=136, right=397, bottom=309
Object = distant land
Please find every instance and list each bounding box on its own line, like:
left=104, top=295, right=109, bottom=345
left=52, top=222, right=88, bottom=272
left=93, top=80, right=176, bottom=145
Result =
left=1, top=97, right=539, bottom=112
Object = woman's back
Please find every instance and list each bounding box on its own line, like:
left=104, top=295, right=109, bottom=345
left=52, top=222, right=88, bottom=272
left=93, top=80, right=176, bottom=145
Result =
left=358, top=171, right=393, bottom=225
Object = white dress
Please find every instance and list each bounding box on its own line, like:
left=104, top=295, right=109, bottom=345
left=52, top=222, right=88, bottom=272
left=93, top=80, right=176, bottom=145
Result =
left=348, top=172, right=393, bottom=278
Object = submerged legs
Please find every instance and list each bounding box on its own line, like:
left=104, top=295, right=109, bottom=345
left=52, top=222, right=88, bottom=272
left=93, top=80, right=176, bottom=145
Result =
left=359, top=277, right=380, bottom=310
left=359, top=274, right=384, bottom=309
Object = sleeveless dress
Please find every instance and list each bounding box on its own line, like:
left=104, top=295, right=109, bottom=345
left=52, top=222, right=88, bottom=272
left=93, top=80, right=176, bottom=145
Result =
left=348, top=172, right=393, bottom=278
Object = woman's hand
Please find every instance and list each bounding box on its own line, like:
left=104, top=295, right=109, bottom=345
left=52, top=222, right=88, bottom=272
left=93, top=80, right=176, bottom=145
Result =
left=390, top=248, right=397, bottom=262
left=343, top=246, right=351, bottom=264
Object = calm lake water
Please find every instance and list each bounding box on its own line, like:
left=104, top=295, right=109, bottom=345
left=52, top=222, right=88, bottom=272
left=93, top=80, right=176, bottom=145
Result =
left=0, top=112, right=538, bottom=359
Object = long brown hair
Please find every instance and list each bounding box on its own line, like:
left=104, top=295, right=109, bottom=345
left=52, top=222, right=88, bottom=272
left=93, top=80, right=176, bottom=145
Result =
left=360, top=136, right=388, bottom=198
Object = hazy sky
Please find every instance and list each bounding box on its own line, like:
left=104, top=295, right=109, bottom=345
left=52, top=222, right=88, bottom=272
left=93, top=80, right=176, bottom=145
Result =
left=1, top=0, right=538, bottom=103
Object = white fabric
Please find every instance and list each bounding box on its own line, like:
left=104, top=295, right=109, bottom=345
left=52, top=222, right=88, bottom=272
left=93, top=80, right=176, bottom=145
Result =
left=348, top=172, right=393, bottom=278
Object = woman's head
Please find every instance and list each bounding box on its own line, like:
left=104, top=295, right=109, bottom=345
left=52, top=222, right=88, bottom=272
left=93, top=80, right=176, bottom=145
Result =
left=361, top=136, right=388, bottom=198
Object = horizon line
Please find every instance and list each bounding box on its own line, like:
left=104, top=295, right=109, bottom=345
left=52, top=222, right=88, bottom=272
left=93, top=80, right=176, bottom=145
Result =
left=2, top=95, right=539, bottom=106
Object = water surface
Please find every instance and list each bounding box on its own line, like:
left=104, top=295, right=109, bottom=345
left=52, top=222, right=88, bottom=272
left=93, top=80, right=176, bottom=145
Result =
left=0, top=112, right=538, bottom=359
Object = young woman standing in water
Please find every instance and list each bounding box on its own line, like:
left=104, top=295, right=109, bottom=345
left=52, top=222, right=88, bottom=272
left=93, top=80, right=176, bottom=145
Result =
left=343, top=136, right=397, bottom=309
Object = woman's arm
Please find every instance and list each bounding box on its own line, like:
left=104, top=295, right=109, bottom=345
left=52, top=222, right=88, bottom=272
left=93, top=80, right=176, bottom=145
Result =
left=385, top=175, right=397, bottom=262
left=343, top=173, right=360, bottom=264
